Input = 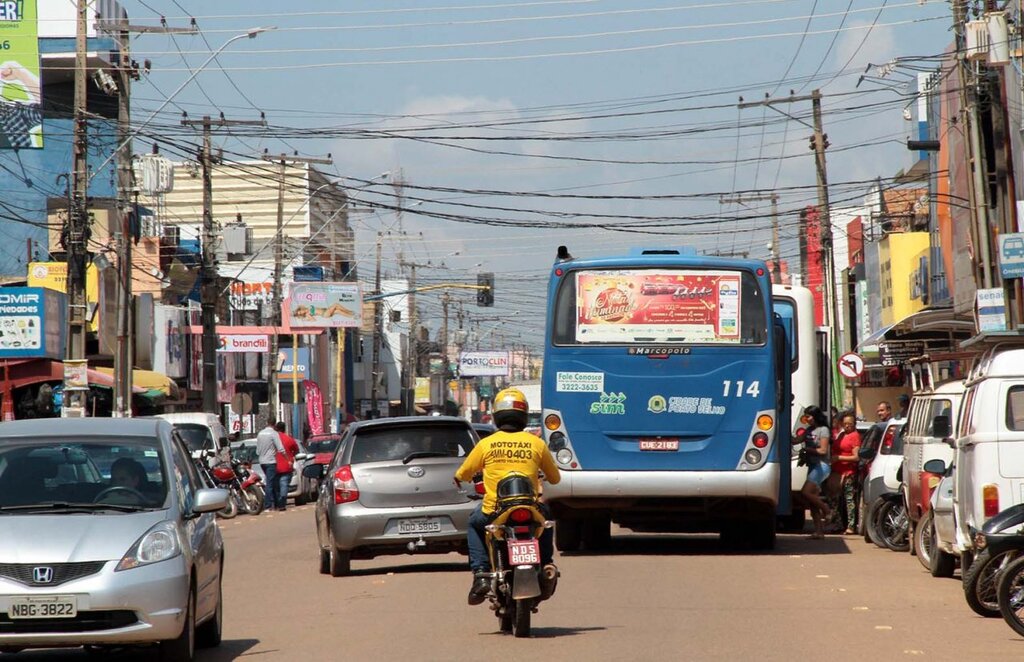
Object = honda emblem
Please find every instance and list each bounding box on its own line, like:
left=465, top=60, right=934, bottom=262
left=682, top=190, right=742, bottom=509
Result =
left=32, top=566, right=54, bottom=584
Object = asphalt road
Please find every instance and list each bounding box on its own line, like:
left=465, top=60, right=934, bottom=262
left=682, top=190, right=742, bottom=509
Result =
left=12, top=508, right=1024, bottom=661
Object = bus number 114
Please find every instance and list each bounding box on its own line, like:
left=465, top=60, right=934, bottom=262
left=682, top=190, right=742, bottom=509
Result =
left=722, top=380, right=760, bottom=398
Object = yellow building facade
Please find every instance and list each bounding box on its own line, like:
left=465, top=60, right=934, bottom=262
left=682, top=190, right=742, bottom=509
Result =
left=879, top=231, right=930, bottom=326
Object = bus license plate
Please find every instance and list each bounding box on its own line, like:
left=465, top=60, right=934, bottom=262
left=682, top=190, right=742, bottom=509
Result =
left=8, top=595, right=78, bottom=619
left=639, top=439, right=679, bottom=451
left=397, top=518, right=441, bottom=534
left=508, top=540, right=541, bottom=566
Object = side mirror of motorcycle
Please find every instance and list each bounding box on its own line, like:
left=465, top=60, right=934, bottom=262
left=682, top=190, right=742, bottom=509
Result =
left=923, top=458, right=947, bottom=475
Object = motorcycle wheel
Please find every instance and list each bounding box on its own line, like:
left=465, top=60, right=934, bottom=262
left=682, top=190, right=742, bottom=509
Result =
left=512, top=600, right=531, bottom=638
left=877, top=499, right=909, bottom=552
left=914, top=512, right=934, bottom=570
left=217, top=494, right=238, bottom=520
left=865, top=498, right=886, bottom=548
left=997, top=555, right=1024, bottom=637
left=964, top=548, right=1017, bottom=617
left=242, top=486, right=264, bottom=516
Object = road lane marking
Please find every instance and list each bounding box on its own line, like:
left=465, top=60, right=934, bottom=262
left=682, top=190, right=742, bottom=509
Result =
left=874, top=626, right=893, bottom=630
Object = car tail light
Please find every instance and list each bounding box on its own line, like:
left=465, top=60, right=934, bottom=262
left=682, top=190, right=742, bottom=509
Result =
left=880, top=428, right=896, bottom=454
left=752, top=432, right=769, bottom=448
left=333, top=465, right=359, bottom=504
left=509, top=508, right=532, bottom=523
left=983, top=484, right=1000, bottom=518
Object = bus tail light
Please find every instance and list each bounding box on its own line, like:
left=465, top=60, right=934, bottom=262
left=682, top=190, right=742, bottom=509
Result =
left=545, top=414, right=562, bottom=431
left=983, top=484, right=1000, bottom=518
left=756, top=415, right=773, bottom=431
left=556, top=449, right=573, bottom=465
left=752, top=432, right=769, bottom=448
left=744, top=449, right=762, bottom=464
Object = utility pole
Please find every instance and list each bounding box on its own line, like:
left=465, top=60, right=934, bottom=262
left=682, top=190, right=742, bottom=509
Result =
left=182, top=116, right=267, bottom=414
left=740, top=90, right=839, bottom=404
left=370, top=234, right=383, bottom=418
left=719, top=192, right=781, bottom=282
left=398, top=260, right=429, bottom=415
left=62, top=0, right=90, bottom=418
left=259, top=152, right=333, bottom=424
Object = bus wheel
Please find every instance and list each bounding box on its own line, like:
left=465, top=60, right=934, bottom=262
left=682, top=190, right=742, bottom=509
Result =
left=750, top=517, right=776, bottom=550
left=779, top=509, right=806, bottom=533
left=555, top=518, right=582, bottom=552
left=581, top=516, right=611, bottom=550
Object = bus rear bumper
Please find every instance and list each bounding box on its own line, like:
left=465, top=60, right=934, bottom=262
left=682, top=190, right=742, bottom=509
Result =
left=545, top=463, right=780, bottom=506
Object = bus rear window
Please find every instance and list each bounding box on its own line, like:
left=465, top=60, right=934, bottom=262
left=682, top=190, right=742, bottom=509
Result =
left=553, top=268, right=767, bottom=345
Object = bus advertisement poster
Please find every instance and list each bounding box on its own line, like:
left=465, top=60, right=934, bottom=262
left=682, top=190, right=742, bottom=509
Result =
left=575, top=270, right=741, bottom=344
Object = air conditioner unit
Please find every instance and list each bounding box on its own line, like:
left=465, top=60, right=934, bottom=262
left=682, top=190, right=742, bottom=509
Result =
left=162, top=225, right=180, bottom=246
left=139, top=212, right=160, bottom=237
left=965, top=20, right=990, bottom=61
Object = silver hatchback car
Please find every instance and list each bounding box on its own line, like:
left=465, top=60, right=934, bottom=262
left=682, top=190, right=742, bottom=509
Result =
left=0, top=418, right=228, bottom=660
left=310, top=416, right=480, bottom=576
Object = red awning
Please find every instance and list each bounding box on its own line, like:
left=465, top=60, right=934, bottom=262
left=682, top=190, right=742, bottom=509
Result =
left=0, top=359, right=144, bottom=392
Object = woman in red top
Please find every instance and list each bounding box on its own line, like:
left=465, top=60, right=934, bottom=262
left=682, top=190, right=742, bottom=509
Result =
left=831, top=414, right=862, bottom=534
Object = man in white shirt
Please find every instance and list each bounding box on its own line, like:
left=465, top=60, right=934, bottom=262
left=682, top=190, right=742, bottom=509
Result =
left=255, top=418, right=285, bottom=512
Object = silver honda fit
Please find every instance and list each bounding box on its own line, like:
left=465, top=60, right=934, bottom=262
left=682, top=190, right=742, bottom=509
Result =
left=0, top=418, right=228, bottom=660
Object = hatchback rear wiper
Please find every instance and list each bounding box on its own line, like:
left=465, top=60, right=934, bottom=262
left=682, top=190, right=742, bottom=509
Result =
left=402, top=451, right=451, bottom=464
left=0, top=502, right=151, bottom=513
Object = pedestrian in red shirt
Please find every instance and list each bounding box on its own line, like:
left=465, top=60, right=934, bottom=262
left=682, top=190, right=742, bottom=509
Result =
left=832, top=413, right=862, bottom=534
left=273, top=422, right=300, bottom=511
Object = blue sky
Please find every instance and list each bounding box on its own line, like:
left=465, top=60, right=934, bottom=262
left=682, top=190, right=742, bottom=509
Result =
left=123, top=0, right=953, bottom=349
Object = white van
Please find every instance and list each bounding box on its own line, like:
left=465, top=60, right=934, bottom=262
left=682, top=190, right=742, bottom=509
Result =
left=157, top=412, right=229, bottom=461
left=954, top=347, right=1024, bottom=557
left=901, top=380, right=964, bottom=564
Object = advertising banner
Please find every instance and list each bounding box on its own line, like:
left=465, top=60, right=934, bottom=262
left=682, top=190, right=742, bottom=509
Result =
left=278, top=347, right=310, bottom=380
left=28, top=262, right=99, bottom=330
left=458, top=351, right=510, bottom=377
left=576, top=270, right=742, bottom=344
left=415, top=377, right=431, bottom=404
left=304, top=380, right=324, bottom=436
left=217, top=334, right=269, bottom=353
left=289, top=283, right=362, bottom=328
left=0, top=287, right=65, bottom=359
left=154, top=305, right=187, bottom=378
left=0, top=0, right=42, bottom=149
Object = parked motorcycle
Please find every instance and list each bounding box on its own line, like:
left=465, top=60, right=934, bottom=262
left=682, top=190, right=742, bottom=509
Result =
left=476, top=474, right=557, bottom=638
left=191, top=450, right=238, bottom=519
left=971, top=503, right=1024, bottom=623
left=211, top=458, right=264, bottom=516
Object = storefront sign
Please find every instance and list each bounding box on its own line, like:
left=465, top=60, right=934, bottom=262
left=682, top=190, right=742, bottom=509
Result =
left=278, top=347, right=310, bottom=380
left=977, top=288, right=1007, bottom=333
left=217, top=334, right=269, bottom=353
left=415, top=377, right=431, bottom=404
left=154, top=305, right=187, bottom=378
left=879, top=341, right=928, bottom=367
left=998, top=233, right=1024, bottom=279
left=458, top=351, right=510, bottom=377
left=289, top=283, right=362, bottom=328
left=27, top=262, right=99, bottom=330
left=63, top=359, right=88, bottom=390
left=0, top=287, right=65, bottom=359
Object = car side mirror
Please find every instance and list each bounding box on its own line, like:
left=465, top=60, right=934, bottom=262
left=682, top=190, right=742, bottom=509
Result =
left=193, top=488, right=229, bottom=514
left=932, top=416, right=950, bottom=439
left=302, top=463, right=325, bottom=480
left=294, top=453, right=311, bottom=462
left=923, top=458, right=947, bottom=475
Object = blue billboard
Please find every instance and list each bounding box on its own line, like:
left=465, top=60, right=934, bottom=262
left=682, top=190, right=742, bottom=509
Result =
left=0, top=287, right=66, bottom=359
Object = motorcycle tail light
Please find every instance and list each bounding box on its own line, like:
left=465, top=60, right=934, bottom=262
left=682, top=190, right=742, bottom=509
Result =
left=983, top=484, right=1000, bottom=518
left=509, top=508, right=532, bottom=523
left=333, top=465, right=360, bottom=505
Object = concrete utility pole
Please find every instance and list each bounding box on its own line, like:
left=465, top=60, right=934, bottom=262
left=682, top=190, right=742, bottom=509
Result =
left=62, top=0, right=91, bottom=418
left=260, top=153, right=333, bottom=423
left=370, top=234, right=383, bottom=418
left=740, top=90, right=839, bottom=405
left=182, top=116, right=266, bottom=414
left=719, top=193, right=781, bottom=282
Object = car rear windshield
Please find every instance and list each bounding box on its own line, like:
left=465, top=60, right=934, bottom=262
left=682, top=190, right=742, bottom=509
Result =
left=349, top=424, right=475, bottom=464
left=306, top=437, right=342, bottom=454
left=174, top=424, right=214, bottom=453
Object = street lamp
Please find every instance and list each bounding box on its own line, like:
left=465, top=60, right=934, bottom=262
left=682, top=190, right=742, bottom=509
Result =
left=90, top=27, right=276, bottom=183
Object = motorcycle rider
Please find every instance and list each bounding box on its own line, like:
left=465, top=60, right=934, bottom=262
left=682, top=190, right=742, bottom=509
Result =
left=454, top=387, right=561, bottom=606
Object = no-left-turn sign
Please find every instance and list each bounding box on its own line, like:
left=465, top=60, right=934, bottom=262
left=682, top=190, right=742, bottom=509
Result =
left=838, top=352, right=865, bottom=380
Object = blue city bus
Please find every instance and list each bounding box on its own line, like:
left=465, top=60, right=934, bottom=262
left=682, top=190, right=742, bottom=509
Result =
left=541, top=247, right=791, bottom=550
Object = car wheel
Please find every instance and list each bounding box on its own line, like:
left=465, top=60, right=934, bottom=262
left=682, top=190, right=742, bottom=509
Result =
left=319, top=547, right=330, bottom=575
left=195, top=565, right=223, bottom=648
left=329, top=547, right=351, bottom=577
left=929, top=521, right=957, bottom=579
left=160, top=584, right=195, bottom=661
left=295, top=482, right=308, bottom=506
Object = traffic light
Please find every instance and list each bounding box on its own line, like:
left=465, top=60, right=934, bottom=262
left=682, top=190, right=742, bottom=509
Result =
left=477, top=272, right=494, bottom=307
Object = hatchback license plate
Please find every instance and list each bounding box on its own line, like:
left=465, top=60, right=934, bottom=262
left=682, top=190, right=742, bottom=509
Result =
left=397, top=518, right=441, bottom=534
left=8, top=595, right=78, bottom=619
left=639, top=438, right=679, bottom=451
left=508, top=540, right=541, bottom=566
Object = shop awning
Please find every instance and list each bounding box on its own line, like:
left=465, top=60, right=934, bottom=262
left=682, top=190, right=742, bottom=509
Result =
left=93, top=367, right=181, bottom=401
left=856, top=308, right=975, bottom=351
left=0, top=359, right=144, bottom=393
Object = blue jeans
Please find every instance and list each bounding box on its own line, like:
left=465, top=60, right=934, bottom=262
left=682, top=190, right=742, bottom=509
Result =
left=261, top=464, right=278, bottom=511
left=276, top=471, right=293, bottom=510
left=467, top=501, right=554, bottom=573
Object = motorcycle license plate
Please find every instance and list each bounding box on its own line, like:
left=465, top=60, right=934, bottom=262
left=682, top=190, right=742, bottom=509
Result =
left=508, top=539, right=541, bottom=566
left=397, top=518, right=441, bottom=534
left=8, top=595, right=78, bottom=619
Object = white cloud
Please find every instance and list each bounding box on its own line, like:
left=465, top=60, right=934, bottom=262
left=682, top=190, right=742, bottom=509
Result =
left=833, top=21, right=897, bottom=77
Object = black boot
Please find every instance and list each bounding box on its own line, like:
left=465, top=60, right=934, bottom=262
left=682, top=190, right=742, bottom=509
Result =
left=467, top=576, right=490, bottom=606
